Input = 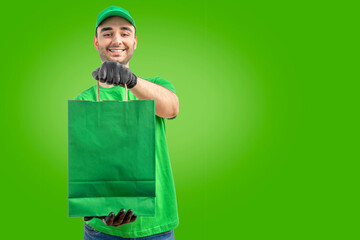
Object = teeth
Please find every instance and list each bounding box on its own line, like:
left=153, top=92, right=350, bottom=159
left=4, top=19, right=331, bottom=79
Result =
left=109, top=49, right=124, bottom=52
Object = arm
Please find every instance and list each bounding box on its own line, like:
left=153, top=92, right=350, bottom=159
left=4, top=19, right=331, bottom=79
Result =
left=129, top=77, right=179, bottom=119
left=92, top=62, right=179, bottom=118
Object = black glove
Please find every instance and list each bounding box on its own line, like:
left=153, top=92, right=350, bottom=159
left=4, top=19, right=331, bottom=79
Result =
left=84, top=208, right=137, bottom=227
left=92, top=61, right=138, bottom=88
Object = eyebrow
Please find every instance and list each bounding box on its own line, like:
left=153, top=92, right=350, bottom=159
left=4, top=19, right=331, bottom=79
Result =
left=100, top=27, right=133, bottom=33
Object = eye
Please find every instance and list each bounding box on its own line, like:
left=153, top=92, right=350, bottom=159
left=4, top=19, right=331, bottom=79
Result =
left=104, top=34, right=111, bottom=37
left=122, top=33, right=129, bottom=37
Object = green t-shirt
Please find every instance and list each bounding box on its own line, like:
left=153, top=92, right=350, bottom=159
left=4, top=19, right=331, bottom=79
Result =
left=73, top=76, right=179, bottom=238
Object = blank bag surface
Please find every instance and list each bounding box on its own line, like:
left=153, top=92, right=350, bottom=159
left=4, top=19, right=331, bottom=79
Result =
left=68, top=99, right=156, bottom=217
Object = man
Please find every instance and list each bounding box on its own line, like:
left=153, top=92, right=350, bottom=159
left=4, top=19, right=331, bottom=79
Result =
left=73, top=6, right=179, bottom=239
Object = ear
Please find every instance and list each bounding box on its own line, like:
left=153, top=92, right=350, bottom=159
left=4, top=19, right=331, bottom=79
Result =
left=134, top=36, right=137, bottom=50
left=94, top=36, right=99, bottom=50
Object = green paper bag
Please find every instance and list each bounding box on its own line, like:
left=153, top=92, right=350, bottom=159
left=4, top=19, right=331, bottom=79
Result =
left=68, top=86, right=155, bottom=217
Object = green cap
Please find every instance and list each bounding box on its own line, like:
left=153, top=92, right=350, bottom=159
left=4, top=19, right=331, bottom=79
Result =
left=95, top=6, right=136, bottom=36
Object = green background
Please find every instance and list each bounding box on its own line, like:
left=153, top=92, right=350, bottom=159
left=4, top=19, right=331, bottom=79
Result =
left=1, top=0, right=358, bottom=239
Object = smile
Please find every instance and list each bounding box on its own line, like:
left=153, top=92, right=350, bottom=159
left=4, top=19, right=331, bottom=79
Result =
left=108, top=49, right=125, bottom=54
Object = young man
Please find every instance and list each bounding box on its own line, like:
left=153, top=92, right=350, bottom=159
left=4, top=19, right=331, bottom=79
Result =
left=73, top=6, right=179, bottom=239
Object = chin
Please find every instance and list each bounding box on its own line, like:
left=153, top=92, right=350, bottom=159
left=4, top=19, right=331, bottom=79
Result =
left=101, top=57, right=121, bottom=63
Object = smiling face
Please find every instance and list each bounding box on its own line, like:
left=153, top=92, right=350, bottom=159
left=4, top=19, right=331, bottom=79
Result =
left=94, top=16, right=137, bottom=67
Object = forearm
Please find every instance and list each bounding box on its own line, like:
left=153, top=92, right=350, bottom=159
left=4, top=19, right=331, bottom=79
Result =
left=130, top=77, right=179, bottom=118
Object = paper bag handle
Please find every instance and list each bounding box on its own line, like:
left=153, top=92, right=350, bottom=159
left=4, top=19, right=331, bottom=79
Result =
left=96, top=81, right=128, bottom=102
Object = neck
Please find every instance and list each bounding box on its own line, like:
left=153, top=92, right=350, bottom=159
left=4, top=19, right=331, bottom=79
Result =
left=99, top=81, right=115, bottom=88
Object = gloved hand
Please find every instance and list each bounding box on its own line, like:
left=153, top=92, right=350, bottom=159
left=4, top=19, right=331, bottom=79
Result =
left=92, top=61, right=138, bottom=88
left=84, top=208, right=137, bottom=227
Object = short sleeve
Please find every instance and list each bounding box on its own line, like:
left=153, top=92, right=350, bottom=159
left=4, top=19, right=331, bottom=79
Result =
left=73, top=94, right=84, bottom=100
left=150, top=76, right=176, bottom=94
left=143, top=76, right=177, bottom=120
left=72, top=86, right=96, bottom=101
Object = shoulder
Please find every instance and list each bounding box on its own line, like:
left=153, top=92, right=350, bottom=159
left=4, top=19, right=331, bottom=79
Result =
left=143, top=76, right=176, bottom=94
left=72, top=85, right=96, bottom=100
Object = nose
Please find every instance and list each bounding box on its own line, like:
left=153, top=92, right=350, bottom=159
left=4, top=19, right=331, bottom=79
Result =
left=111, top=32, right=123, bottom=45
